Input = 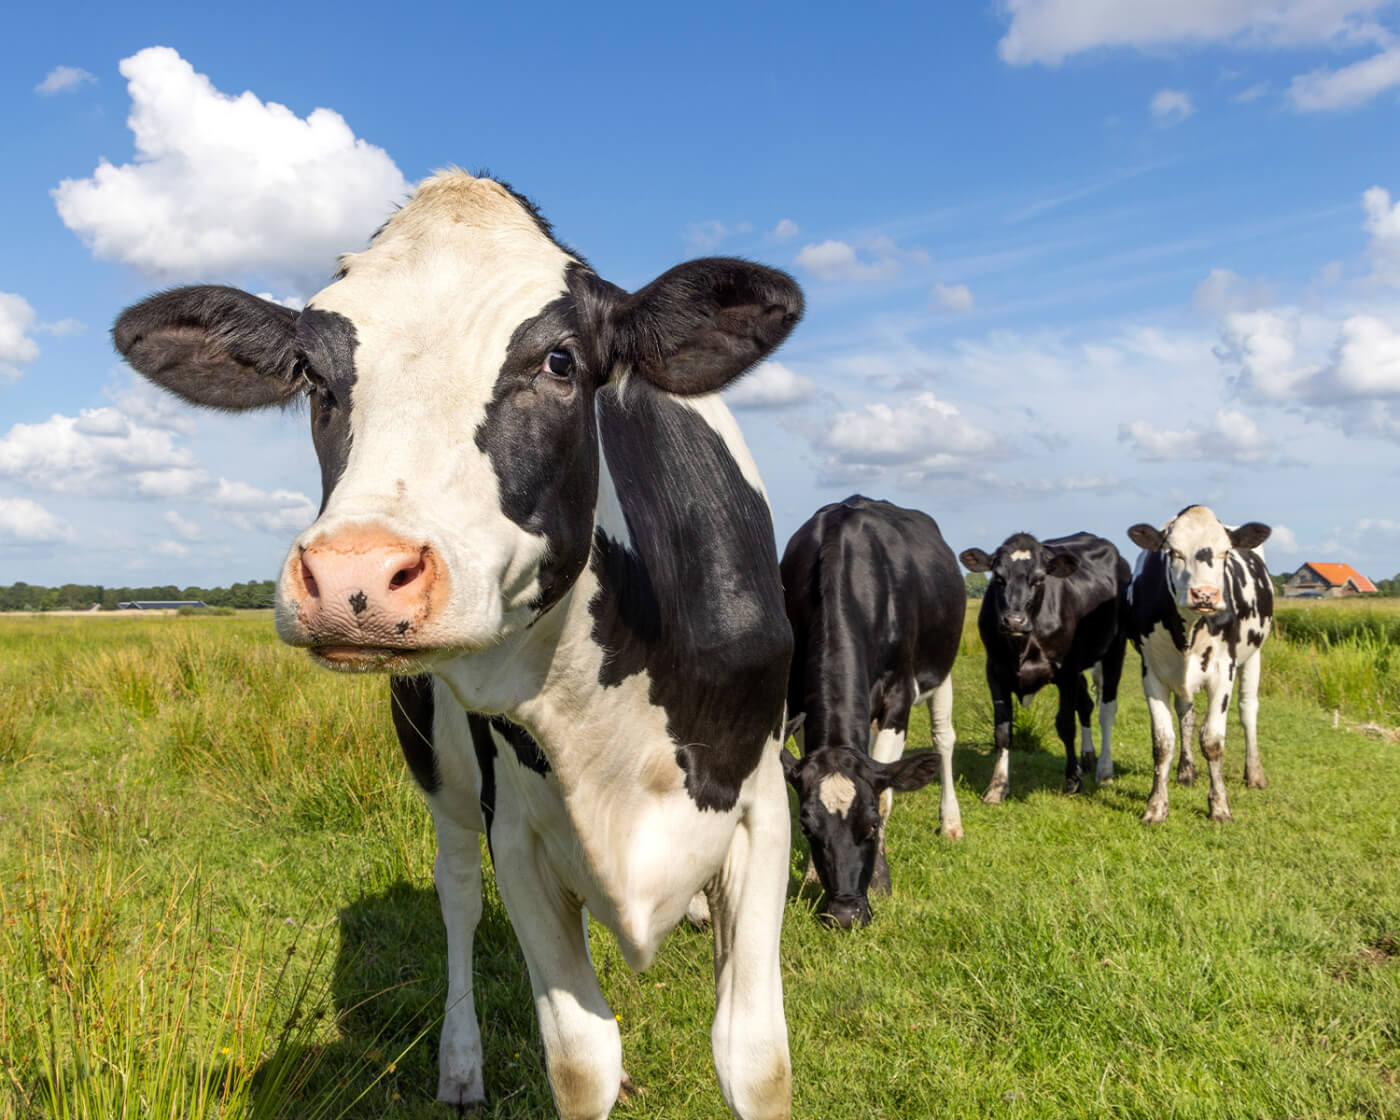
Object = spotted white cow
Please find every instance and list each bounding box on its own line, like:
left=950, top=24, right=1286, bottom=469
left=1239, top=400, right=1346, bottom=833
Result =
left=1127, top=505, right=1273, bottom=825
left=114, top=172, right=802, bottom=1120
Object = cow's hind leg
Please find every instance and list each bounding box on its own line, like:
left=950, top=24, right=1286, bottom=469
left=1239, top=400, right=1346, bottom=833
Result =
left=927, top=675, right=962, bottom=840
left=1095, top=626, right=1126, bottom=783
left=1075, top=672, right=1096, bottom=777
left=429, top=810, right=488, bottom=1111
left=983, top=672, right=1014, bottom=805
left=493, top=835, right=622, bottom=1120
left=709, top=750, right=792, bottom=1120
left=1175, top=694, right=1198, bottom=786
left=1238, top=651, right=1266, bottom=789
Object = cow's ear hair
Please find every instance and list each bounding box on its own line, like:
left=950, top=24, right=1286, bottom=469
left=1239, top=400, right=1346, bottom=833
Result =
left=1127, top=523, right=1165, bottom=552
left=783, top=711, right=806, bottom=742
left=1229, top=522, right=1271, bottom=550
left=871, top=749, right=942, bottom=794
left=959, top=548, right=993, bottom=573
left=779, top=744, right=802, bottom=787
left=1044, top=552, right=1079, bottom=578
left=610, top=258, right=803, bottom=396
left=113, top=286, right=302, bottom=412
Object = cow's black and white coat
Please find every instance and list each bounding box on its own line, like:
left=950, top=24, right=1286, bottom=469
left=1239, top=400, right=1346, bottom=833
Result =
left=959, top=533, right=1130, bottom=801
left=114, top=172, right=802, bottom=1120
left=778, top=496, right=964, bottom=930
left=1127, top=505, right=1273, bottom=825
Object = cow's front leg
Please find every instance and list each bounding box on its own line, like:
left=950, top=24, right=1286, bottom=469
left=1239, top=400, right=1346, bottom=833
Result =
left=1141, top=672, right=1176, bottom=824
left=927, top=675, right=962, bottom=839
left=983, top=673, right=1013, bottom=805
left=869, top=708, right=909, bottom=895
left=429, top=809, right=487, bottom=1111
left=708, top=751, right=791, bottom=1120
left=1200, top=675, right=1236, bottom=823
left=1074, top=671, right=1096, bottom=779
left=1095, top=630, right=1126, bottom=784
left=1174, top=694, right=1198, bottom=786
left=493, top=835, right=622, bottom=1120
left=1238, top=651, right=1266, bottom=789
left=1055, top=676, right=1085, bottom=794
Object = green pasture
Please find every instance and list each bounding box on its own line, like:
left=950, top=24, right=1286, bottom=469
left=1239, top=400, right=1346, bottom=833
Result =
left=1, top=606, right=1397, bottom=1119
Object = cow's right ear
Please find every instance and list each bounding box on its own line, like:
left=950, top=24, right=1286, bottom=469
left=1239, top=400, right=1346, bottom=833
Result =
left=113, top=286, right=303, bottom=412
left=959, top=548, right=993, bottom=573
left=779, top=744, right=802, bottom=787
left=783, top=711, right=806, bottom=742
left=1127, top=524, right=1165, bottom=552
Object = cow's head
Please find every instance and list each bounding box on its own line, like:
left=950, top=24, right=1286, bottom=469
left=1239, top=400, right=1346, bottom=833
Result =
left=114, top=172, right=801, bottom=672
left=959, top=533, right=1078, bottom=638
left=780, top=744, right=941, bottom=929
left=1127, top=505, right=1270, bottom=616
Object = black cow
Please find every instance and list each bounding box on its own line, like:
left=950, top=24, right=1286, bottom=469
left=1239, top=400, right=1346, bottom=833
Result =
left=779, top=496, right=964, bottom=930
left=1127, top=505, right=1273, bottom=824
left=959, top=532, right=1129, bottom=801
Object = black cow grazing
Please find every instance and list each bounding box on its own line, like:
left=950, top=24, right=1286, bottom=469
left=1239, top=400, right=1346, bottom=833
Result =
left=959, top=533, right=1130, bottom=801
left=114, top=171, right=802, bottom=1120
left=1127, top=505, right=1273, bottom=824
left=778, top=496, right=964, bottom=930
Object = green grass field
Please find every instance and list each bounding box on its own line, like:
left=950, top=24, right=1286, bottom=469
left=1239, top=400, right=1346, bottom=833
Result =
left=2, top=606, right=1397, bottom=1119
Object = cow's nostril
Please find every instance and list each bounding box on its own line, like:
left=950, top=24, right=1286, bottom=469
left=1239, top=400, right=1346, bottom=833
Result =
left=389, top=552, right=427, bottom=591
left=299, top=551, right=321, bottom=599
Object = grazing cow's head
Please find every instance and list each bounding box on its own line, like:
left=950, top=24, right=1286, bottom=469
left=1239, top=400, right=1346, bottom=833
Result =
left=1127, top=505, right=1270, bottom=616
left=114, top=172, right=801, bottom=672
left=959, top=533, right=1078, bottom=638
left=780, top=744, right=941, bottom=929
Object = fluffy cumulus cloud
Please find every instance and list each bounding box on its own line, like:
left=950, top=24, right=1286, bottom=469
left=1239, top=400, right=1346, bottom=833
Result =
left=1290, top=39, right=1400, bottom=109
left=0, top=498, right=72, bottom=544
left=723, top=361, right=819, bottom=409
left=771, top=218, right=800, bottom=241
left=685, top=220, right=754, bottom=250
left=1118, top=408, right=1275, bottom=462
left=818, top=392, right=998, bottom=486
left=0, top=293, right=40, bottom=381
left=1192, top=268, right=1275, bottom=315
left=1150, top=88, right=1195, bottom=124
left=1364, top=186, right=1400, bottom=281
left=0, top=407, right=207, bottom=496
left=933, top=282, right=975, bottom=311
left=53, top=47, right=411, bottom=284
left=211, top=479, right=316, bottom=534
left=795, top=236, right=927, bottom=284
left=35, top=65, right=95, bottom=95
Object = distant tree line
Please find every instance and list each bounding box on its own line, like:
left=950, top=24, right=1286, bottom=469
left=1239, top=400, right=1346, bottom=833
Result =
left=0, top=580, right=277, bottom=612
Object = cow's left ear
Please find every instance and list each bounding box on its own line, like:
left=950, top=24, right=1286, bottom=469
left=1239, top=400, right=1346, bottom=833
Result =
left=779, top=744, right=802, bottom=787
left=610, top=259, right=804, bottom=395
left=1229, top=522, right=1271, bottom=549
left=1044, top=552, right=1079, bottom=578
left=870, top=749, right=942, bottom=794
left=1127, top=523, right=1165, bottom=552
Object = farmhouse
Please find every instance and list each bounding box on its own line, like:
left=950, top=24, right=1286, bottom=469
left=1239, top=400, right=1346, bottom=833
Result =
left=1282, top=562, right=1377, bottom=598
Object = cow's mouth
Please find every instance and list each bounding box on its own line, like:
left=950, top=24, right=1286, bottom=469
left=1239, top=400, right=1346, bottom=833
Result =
left=310, top=645, right=429, bottom=672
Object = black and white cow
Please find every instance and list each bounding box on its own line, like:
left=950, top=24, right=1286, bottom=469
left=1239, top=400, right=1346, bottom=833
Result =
left=959, top=533, right=1130, bottom=801
left=113, top=172, right=802, bottom=1120
left=778, top=496, right=964, bottom=930
left=1127, top=505, right=1273, bottom=825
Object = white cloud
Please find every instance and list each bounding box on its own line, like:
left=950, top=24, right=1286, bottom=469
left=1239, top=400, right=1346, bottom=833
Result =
left=0, top=498, right=72, bottom=544
left=1326, top=314, right=1400, bottom=395
left=771, top=218, right=800, bottom=241
left=1192, top=268, right=1275, bottom=314
left=1363, top=185, right=1400, bottom=281
left=1290, top=42, right=1400, bottom=108
left=254, top=291, right=307, bottom=311
left=36, top=66, right=95, bottom=95
left=53, top=46, right=410, bottom=285
left=997, top=0, right=1394, bottom=65
left=153, top=539, right=191, bottom=559
left=820, top=392, right=998, bottom=488
left=0, top=293, right=40, bottom=381
left=1118, top=407, right=1275, bottom=462
left=163, top=510, right=203, bottom=541
left=1233, top=80, right=1271, bottom=101
left=933, top=282, right=975, bottom=311
left=1150, top=88, right=1196, bottom=124
left=1270, top=524, right=1302, bottom=552
left=724, top=361, right=819, bottom=409
left=795, top=236, right=926, bottom=284
left=685, top=220, right=754, bottom=251
left=0, top=407, right=203, bottom=495
left=211, top=478, right=316, bottom=534
left=36, top=318, right=85, bottom=337
left=1216, top=308, right=1320, bottom=399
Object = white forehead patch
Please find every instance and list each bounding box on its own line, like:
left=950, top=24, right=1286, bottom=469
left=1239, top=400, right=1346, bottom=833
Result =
left=818, top=773, right=857, bottom=818
left=1009, top=549, right=1032, bottom=561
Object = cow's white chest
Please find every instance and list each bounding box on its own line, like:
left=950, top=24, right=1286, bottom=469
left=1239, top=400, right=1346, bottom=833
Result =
left=1140, top=619, right=1231, bottom=699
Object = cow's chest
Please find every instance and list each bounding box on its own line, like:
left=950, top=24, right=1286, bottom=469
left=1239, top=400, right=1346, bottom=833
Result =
left=1140, top=619, right=1233, bottom=699
left=1013, top=640, right=1056, bottom=697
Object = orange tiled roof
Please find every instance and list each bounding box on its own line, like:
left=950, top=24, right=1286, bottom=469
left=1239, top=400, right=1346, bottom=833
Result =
left=1303, top=562, right=1378, bottom=592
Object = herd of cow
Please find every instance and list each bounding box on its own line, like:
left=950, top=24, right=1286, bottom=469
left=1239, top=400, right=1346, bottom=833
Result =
left=111, top=171, right=1277, bottom=1118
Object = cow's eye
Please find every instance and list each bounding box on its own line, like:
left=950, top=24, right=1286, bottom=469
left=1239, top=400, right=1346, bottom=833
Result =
left=296, top=357, right=327, bottom=395
left=542, top=350, right=575, bottom=379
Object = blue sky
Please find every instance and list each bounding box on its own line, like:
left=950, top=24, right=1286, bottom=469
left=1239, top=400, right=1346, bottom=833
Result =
left=3, top=0, right=1400, bottom=587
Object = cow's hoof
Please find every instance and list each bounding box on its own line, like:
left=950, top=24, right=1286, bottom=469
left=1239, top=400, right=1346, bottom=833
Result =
left=1141, top=803, right=1168, bottom=825
left=1064, top=777, right=1083, bottom=795
left=684, top=891, right=711, bottom=927
left=1245, top=772, right=1267, bottom=790
left=1176, top=766, right=1196, bottom=787
left=437, top=1079, right=486, bottom=1114
left=870, top=854, right=892, bottom=895
left=1080, top=751, right=1097, bottom=773
left=942, top=821, right=964, bottom=841
left=1208, top=804, right=1233, bottom=823
left=982, top=784, right=1007, bottom=805
left=618, top=1070, right=638, bottom=1103
left=1096, top=764, right=1115, bottom=784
